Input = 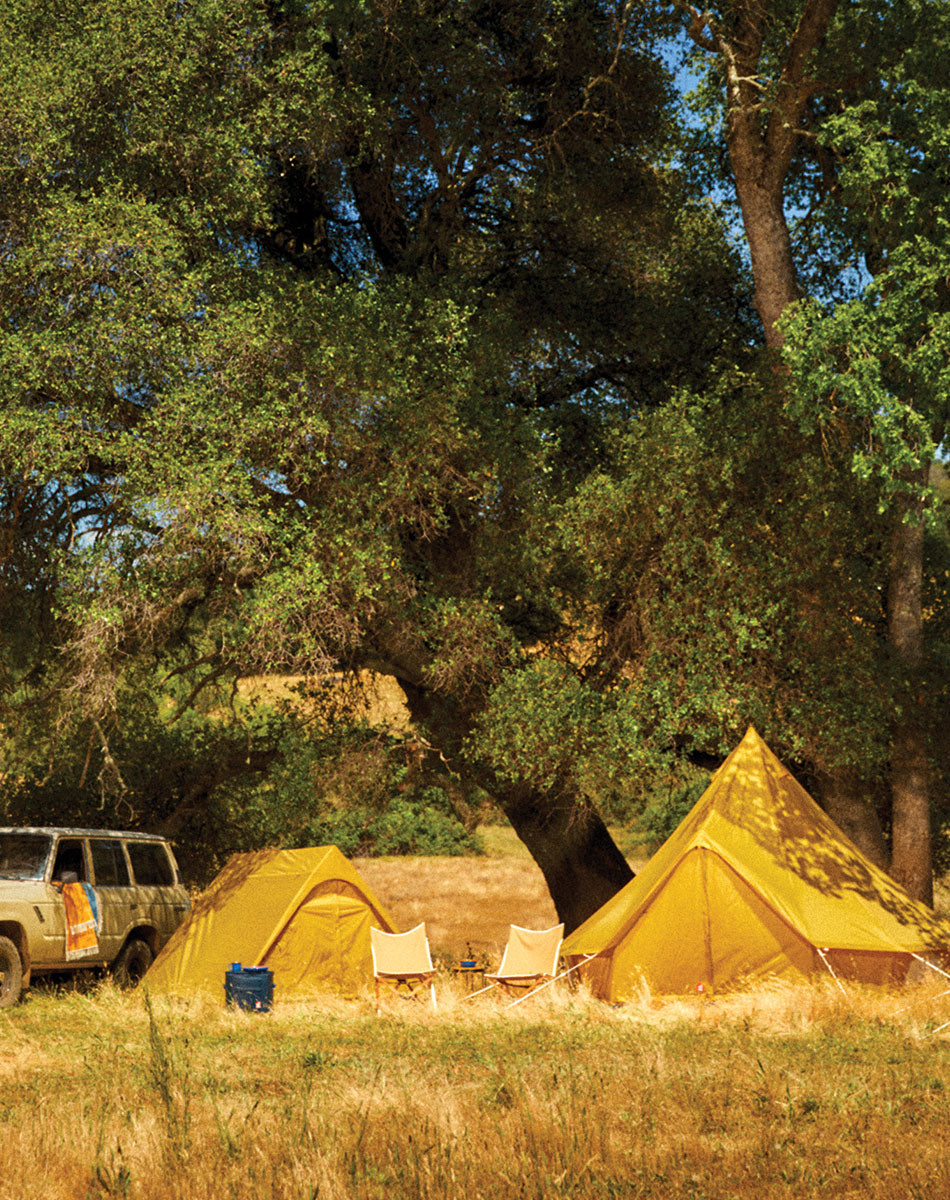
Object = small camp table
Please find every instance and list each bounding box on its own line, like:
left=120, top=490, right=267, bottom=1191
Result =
left=452, top=963, right=487, bottom=992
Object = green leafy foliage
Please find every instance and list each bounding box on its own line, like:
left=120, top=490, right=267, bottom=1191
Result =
left=632, top=770, right=710, bottom=851
left=0, top=0, right=743, bottom=892
left=1, top=669, right=480, bottom=881
left=234, top=722, right=482, bottom=864
left=780, top=19, right=950, bottom=504
left=1, top=0, right=947, bottom=908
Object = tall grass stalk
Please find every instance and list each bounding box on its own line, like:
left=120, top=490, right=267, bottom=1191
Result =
left=143, top=989, right=192, bottom=1167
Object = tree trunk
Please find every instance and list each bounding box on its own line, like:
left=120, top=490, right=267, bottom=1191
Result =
left=889, top=723, right=931, bottom=904
left=817, top=767, right=887, bottom=867
left=683, top=0, right=937, bottom=901
left=498, top=781, right=634, bottom=934
left=685, top=0, right=840, bottom=345
left=729, top=169, right=800, bottom=346
left=393, top=673, right=633, bottom=932
left=887, top=470, right=932, bottom=904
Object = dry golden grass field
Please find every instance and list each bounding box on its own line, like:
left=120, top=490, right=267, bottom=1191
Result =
left=5, top=977, right=950, bottom=1200
left=4, top=839, right=950, bottom=1200
left=354, top=826, right=641, bottom=967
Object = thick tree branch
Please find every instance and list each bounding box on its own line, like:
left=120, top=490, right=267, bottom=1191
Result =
left=764, top=0, right=839, bottom=189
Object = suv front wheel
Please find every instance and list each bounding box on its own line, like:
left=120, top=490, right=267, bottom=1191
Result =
left=0, top=936, right=24, bottom=1008
left=112, top=938, right=154, bottom=988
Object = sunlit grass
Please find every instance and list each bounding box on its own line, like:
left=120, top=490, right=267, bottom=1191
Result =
left=9, top=847, right=950, bottom=1198
left=3, top=974, right=950, bottom=1199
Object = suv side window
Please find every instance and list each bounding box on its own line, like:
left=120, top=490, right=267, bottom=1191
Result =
left=52, top=838, right=88, bottom=882
left=90, top=839, right=131, bottom=887
left=127, top=841, right=175, bottom=887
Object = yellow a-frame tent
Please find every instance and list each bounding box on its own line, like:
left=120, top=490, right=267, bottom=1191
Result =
left=146, top=846, right=397, bottom=997
left=563, top=727, right=950, bottom=999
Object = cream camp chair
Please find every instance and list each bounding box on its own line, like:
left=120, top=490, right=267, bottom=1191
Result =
left=481, top=923, right=564, bottom=1004
left=371, top=923, right=437, bottom=1012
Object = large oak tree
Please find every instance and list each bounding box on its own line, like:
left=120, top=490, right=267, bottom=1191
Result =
left=0, top=0, right=744, bottom=926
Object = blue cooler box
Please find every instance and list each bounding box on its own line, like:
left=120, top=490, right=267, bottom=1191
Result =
left=224, top=965, right=274, bottom=1012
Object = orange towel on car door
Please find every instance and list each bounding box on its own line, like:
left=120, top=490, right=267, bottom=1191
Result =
left=63, top=882, right=99, bottom=960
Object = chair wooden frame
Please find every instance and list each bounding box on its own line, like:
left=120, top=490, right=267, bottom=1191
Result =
left=471, top=923, right=564, bottom=1004
left=371, top=923, right=437, bottom=1013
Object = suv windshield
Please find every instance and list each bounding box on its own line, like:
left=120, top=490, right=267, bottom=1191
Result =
left=0, top=833, right=53, bottom=880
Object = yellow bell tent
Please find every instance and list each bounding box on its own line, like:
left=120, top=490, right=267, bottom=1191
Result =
left=563, top=727, right=950, bottom=999
left=146, top=846, right=397, bottom=997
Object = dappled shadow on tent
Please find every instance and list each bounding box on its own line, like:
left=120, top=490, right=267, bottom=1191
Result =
left=562, top=727, right=950, bottom=1000
left=711, top=734, right=950, bottom=947
left=155, top=850, right=281, bottom=963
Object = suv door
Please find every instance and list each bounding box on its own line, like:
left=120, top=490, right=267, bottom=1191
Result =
left=42, top=837, right=97, bottom=965
left=125, top=840, right=189, bottom=946
left=88, top=838, right=135, bottom=963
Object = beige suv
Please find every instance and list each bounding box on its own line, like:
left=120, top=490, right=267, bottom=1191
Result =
left=0, top=827, right=191, bottom=1006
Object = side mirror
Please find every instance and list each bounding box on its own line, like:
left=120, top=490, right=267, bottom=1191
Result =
left=59, top=870, right=79, bottom=884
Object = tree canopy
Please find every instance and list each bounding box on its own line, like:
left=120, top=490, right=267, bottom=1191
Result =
left=0, top=0, right=947, bottom=920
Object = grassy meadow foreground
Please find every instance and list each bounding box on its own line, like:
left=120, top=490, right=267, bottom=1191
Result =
left=3, top=847, right=950, bottom=1199
left=3, top=982, right=950, bottom=1199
